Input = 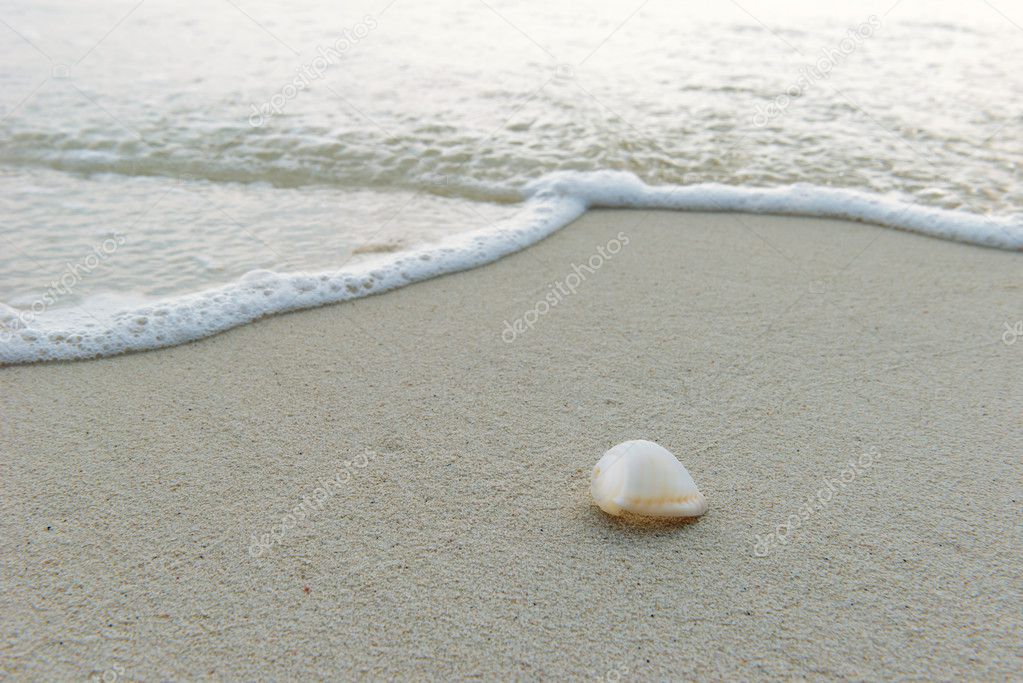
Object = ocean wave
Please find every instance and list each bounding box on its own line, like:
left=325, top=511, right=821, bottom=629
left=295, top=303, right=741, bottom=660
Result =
left=2, top=171, right=1019, bottom=364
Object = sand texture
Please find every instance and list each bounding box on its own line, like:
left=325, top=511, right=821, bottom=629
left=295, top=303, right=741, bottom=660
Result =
left=2, top=211, right=1021, bottom=680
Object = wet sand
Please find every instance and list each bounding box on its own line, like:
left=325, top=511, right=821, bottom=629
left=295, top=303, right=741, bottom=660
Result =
left=2, top=210, right=1020, bottom=680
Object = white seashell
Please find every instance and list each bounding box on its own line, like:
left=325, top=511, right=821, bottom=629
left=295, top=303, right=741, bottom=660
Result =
left=590, top=440, right=707, bottom=518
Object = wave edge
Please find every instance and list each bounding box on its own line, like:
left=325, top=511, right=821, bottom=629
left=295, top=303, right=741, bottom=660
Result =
left=3, top=171, right=1019, bottom=364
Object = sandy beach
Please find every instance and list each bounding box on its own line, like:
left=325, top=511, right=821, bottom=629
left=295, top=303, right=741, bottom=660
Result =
left=2, top=210, right=1020, bottom=680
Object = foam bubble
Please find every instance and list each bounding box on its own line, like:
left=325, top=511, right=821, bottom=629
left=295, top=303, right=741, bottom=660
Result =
left=1, top=172, right=1019, bottom=364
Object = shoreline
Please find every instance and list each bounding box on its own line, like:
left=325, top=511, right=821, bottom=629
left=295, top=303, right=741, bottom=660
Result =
left=3, top=210, right=1021, bottom=679
left=4, top=173, right=1022, bottom=365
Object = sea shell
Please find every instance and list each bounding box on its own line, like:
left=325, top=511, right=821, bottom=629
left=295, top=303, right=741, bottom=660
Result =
left=590, top=440, right=707, bottom=518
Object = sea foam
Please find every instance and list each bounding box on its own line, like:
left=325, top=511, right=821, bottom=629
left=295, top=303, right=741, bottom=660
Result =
left=2, top=171, right=1020, bottom=364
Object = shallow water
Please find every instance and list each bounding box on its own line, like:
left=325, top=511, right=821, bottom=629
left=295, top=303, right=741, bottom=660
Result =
left=1, top=0, right=1021, bottom=361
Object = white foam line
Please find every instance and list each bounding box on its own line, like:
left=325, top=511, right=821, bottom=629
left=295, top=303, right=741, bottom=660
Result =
left=2, top=171, right=1019, bottom=364
left=526, top=171, right=1023, bottom=250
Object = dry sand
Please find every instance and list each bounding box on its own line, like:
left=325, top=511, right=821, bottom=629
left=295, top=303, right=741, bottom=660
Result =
left=2, top=210, right=1021, bottom=680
